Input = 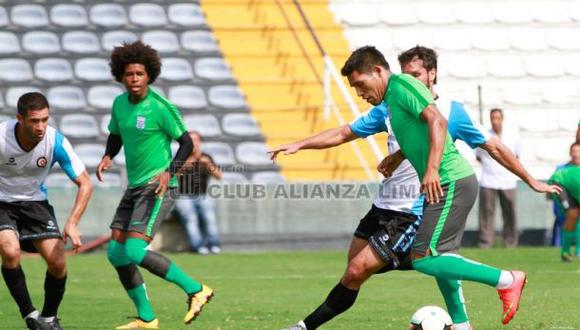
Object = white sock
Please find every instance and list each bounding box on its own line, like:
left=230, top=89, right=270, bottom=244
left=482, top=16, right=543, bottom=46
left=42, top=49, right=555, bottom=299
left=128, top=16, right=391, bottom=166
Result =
left=298, top=320, right=307, bottom=329
left=496, top=271, right=514, bottom=289
left=24, top=310, right=39, bottom=320
left=454, top=322, right=471, bottom=330
left=40, top=316, right=55, bottom=323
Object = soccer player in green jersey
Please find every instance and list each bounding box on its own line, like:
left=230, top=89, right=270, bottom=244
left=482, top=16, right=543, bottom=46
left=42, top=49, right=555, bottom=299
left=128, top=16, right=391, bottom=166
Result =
left=96, top=41, right=213, bottom=329
left=549, top=142, right=580, bottom=261
left=341, top=46, right=527, bottom=325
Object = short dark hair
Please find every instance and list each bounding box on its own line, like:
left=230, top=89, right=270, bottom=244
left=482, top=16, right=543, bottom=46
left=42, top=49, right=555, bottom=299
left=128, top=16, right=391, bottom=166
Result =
left=109, top=41, right=161, bottom=84
left=17, top=92, right=49, bottom=117
left=341, top=46, right=390, bottom=76
left=490, top=108, right=503, bottom=117
left=398, top=45, right=438, bottom=84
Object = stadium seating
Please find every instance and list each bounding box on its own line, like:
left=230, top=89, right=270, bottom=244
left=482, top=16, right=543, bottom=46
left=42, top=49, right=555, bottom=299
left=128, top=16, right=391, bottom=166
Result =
left=328, top=0, right=580, bottom=178
left=0, top=0, right=277, bottom=185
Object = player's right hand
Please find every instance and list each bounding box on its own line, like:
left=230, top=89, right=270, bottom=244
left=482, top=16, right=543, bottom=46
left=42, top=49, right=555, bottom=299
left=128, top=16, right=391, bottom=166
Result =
left=529, top=180, right=562, bottom=195
left=268, top=143, right=300, bottom=161
left=421, top=168, right=444, bottom=204
left=377, top=152, right=404, bottom=178
left=96, top=156, right=112, bottom=182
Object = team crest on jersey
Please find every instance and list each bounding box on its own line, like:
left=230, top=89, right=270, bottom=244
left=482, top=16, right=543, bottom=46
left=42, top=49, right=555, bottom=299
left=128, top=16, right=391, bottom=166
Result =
left=36, top=156, right=47, bottom=168
left=136, top=116, right=146, bottom=129
left=5, top=157, right=16, bottom=166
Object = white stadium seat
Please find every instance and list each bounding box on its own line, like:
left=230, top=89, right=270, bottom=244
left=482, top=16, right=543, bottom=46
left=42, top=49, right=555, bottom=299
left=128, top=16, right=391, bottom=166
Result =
left=62, top=31, right=101, bottom=54
left=515, top=109, right=559, bottom=132
left=508, top=29, right=548, bottom=51
left=88, top=85, right=123, bottom=111
left=11, top=4, right=49, bottom=28
left=525, top=55, right=564, bottom=77
left=486, top=56, right=526, bottom=78
left=416, top=3, right=456, bottom=24
left=44, top=173, right=75, bottom=188
left=222, top=113, right=261, bottom=136
left=194, top=58, right=233, bottom=81
left=91, top=172, right=122, bottom=188
left=35, top=58, right=74, bottom=82
left=379, top=3, right=417, bottom=25
left=142, top=30, right=180, bottom=54
left=492, top=3, right=532, bottom=23
left=47, top=86, right=86, bottom=111
left=51, top=4, right=88, bottom=27
left=22, top=31, right=60, bottom=54
left=159, top=58, right=194, bottom=81
left=547, top=29, right=580, bottom=50
left=443, top=56, right=486, bottom=79
left=236, top=142, right=271, bottom=165
left=60, top=114, right=99, bottom=139
left=181, top=31, right=219, bottom=53
left=74, top=143, right=105, bottom=168
left=391, top=30, right=434, bottom=51
left=6, top=87, right=41, bottom=108
left=0, top=32, right=20, bottom=54
left=75, top=58, right=110, bottom=81
left=530, top=2, right=572, bottom=23
left=471, top=29, right=509, bottom=51
left=0, top=7, right=8, bottom=26
left=251, top=172, right=284, bottom=184
left=168, top=4, right=206, bottom=26
left=101, top=31, right=138, bottom=51
left=338, top=4, right=380, bottom=26
left=202, top=142, right=236, bottom=165
left=183, top=114, right=221, bottom=137
left=129, top=4, right=167, bottom=27
left=220, top=172, right=249, bottom=184
left=100, top=115, right=111, bottom=135
left=432, top=30, right=471, bottom=51
left=503, top=88, right=543, bottom=106
left=0, top=59, right=33, bottom=82
left=455, top=2, right=494, bottom=23
left=90, top=4, right=128, bottom=27
left=208, top=86, right=246, bottom=109
left=543, top=84, right=580, bottom=105
left=168, top=86, right=208, bottom=110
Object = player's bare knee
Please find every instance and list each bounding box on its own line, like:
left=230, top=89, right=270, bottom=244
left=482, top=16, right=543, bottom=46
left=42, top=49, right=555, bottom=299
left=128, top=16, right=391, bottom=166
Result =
left=45, top=255, right=66, bottom=276
left=411, top=251, right=427, bottom=260
left=343, top=261, right=371, bottom=285
left=0, top=245, right=21, bottom=267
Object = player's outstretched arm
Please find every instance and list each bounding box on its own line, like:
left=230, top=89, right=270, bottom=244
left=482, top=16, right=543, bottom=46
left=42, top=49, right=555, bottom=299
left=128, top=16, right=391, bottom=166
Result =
left=269, top=124, right=358, bottom=160
left=97, top=134, right=122, bottom=182
left=480, top=137, right=562, bottom=194
left=420, top=105, right=447, bottom=204
left=63, top=171, right=93, bottom=251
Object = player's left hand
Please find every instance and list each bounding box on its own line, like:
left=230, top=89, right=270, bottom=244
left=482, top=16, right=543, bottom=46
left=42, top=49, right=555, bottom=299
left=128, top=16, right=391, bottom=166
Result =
left=529, top=180, right=562, bottom=194
left=63, top=222, right=82, bottom=252
left=268, top=143, right=301, bottom=161
left=421, top=168, right=444, bottom=204
left=152, top=171, right=171, bottom=196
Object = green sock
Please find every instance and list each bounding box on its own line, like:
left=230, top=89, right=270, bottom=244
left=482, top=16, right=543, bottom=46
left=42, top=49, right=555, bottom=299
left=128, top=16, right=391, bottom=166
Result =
left=166, top=263, right=202, bottom=295
left=437, top=278, right=468, bottom=324
left=562, top=230, right=574, bottom=256
left=575, top=221, right=580, bottom=256
left=127, top=284, right=155, bottom=322
left=412, top=254, right=501, bottom=287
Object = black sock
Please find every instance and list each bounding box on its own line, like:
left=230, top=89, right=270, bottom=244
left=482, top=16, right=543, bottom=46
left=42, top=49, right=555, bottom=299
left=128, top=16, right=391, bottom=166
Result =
left=2, top=266, right=35, bottom=318
left=303, top=282, right=359, bottom=329
left=41, top=272, right=66, bottom=318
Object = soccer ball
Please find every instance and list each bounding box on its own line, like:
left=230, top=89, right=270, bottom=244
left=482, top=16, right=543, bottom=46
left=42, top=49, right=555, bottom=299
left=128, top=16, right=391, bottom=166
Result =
left=409, top=305, right=453, bottom=330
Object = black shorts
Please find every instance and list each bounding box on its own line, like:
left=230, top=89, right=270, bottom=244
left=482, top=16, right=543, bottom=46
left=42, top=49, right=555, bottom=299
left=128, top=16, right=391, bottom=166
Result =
left=354, top=205, right=420, bottom=270
left=553, top=186, right=579, bottom=211
left=110, top=183, right=176, bottom=238
left=0, top=200, right=62, bottom=252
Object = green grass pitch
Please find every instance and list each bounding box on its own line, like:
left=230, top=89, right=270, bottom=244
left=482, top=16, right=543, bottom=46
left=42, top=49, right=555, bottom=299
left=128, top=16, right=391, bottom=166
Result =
left=0, top=247, right=578, bottom=329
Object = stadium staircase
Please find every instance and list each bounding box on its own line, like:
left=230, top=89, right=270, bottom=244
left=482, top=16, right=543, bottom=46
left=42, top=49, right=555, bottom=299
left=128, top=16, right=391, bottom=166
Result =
left=0, top=0, right=283, bottom=186
left=201, top=0, right=387, bottom=180
left=329, top=0, right=580, bottom=179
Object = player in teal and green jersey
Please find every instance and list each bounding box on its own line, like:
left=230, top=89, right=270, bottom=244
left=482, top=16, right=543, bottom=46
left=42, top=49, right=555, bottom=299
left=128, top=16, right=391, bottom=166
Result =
left=96, top=41, right=212, bottom=329
left=549, top=142, right=580, bottom=261
left=340, top=46, right=527, bottom=325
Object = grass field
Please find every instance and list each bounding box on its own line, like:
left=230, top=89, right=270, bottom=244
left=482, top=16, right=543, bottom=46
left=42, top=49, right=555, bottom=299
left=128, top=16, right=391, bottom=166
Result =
left=0, top=247, right=578, bottom=329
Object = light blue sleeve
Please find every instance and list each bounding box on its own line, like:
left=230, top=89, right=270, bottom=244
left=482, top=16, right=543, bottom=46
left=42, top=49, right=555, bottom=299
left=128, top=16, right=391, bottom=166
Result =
left=349, top=102, right=389, bottom=138
left=52, top=132, right=86, bottom=181
left=447, top=101, right=490, bottom=149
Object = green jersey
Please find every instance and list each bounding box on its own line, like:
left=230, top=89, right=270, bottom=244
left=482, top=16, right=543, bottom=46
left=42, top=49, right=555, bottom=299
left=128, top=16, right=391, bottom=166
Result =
left=108, top=88, right=187, bottom=188
left=549, top=164, right=580, bottom=203
left=384, top=74, right=473, bottom=184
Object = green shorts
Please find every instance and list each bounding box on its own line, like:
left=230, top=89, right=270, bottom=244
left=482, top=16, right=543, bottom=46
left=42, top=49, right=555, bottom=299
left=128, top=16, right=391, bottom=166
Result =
left=412, top=174, right=478, bottom=256
left=110, top=183, right=175, bottom=238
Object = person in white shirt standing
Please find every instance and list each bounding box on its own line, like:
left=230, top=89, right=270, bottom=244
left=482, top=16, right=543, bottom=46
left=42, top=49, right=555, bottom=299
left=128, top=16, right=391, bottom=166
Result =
left=476, top=108, right=522, bottom=248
